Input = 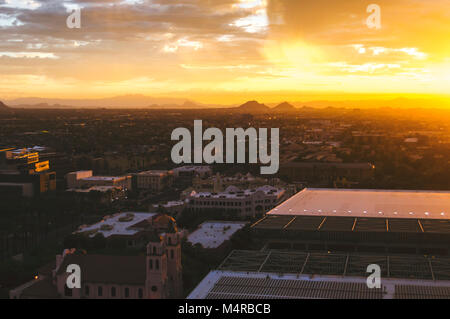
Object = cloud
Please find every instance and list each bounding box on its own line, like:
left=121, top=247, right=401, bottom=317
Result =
left=0, top=51, right=58, bottom=58
left=0, top=0, right=449, bottom=101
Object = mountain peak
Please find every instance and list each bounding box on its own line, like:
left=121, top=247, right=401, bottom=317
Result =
left=0, top=101, right=10, bottom=109
left=273, top=102, right=296, bottom=112
left=238, top=100, right=270, bottom=112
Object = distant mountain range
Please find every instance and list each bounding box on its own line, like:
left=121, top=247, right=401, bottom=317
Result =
left=4, top=95, right=229, bottom=109
left=3, top=95, right=450, bottom=110
left=236, top=101, right=297, bottom=113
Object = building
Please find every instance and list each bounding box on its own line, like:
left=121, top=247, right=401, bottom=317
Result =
left=0, top=148, right=56, bottom=198
left=186, top=185, right=286, bottom=218
left=188, top=252, right=450, bottom=299
left=76, top=212, right=155, bottom=239
left=191, top=172, right=274, bottom=193
left=279, top=162, right=375, bottom=186
left=66, top=170, right=131, bottom=190
left=73, top=212, right=188, bottom=247
left=187, top=188, right=450, bottom=299
left=172, top=166, right=212, bottom=188
left=187, top=221, right=247, bottom=249
left=173, top=166, right=212, bottom=178
left=134, top=170, right=173, bottom=192
left=10, top=215, right=183, bottom=299
left=0, top=171, right=56, bottom=198
left=351, top=132, right=387, bottom=145
left=1, top=146, right=70, bottom=189
left=252, top=188, right=450, bottom=254
left=66, top=186, right=126, bottom=204
left=152, top=201, right=186, bottom=217
left=75, top=212, right=176, bottom=248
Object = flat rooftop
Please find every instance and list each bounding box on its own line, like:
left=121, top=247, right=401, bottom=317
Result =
left=76, top=212, right=156, bottom=238
left=173, top=166, right=211, bottom=172
left=188, top=270, right=450, bottom=299
left=187, top=249, right=450, bottom=299
left=282, top=162, right=374, bottom=169
left=269, top=188, right=450, bottom=220
left=217, top=250, right=450, bottom=281
left=187, top=221, right=247, bottom=249
left=67, top=186, right=121, bottom=193
left=137, top=170, right=171, bottom=176
left=190, top=185, right=284, bottom=200
left=82, top=176, right=125, bottom=181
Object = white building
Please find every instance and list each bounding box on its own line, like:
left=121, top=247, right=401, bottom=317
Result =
left=76, top=212, right=157, bottom=239
left=187, top=185, right=286, bottom=217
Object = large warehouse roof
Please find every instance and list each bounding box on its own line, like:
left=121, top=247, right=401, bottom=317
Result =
left=268, top=188, right=450, bottom=220
left=188, top=270, right=450, bottom=299
left=188, top=250, right=450, bottom=299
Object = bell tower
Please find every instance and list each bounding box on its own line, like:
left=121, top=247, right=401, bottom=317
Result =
left=145, top=232, right=168, bottom=299
left=165, top=219, right=183, bottom=298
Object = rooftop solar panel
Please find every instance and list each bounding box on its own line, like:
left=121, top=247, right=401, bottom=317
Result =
left=354, top=218, right=387, bottom=232
left=218, top=250, right=448, bottom=282
left=320, top=217, right=355, bottom=232
left=420, top=219, right=450, bottom=233
left=388, top=219, right=422, bottom=233
left=285, top=216, right=325, bottom=231
left=395, top=285, right=450, bottom=299
left=388, top=256, right=433, bottom=280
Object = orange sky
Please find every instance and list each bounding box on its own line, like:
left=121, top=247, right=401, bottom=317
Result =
left=0, top=0, right=449, bottom=105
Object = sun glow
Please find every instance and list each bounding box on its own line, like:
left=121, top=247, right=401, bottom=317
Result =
left=0, top=0, right=449, bottom=106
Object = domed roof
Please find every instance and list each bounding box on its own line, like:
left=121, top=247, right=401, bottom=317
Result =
left=153, top=214, right=178, bottom=233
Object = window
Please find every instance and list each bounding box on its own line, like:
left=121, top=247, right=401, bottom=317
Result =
left=170, top=250, right=174, bottom=259
left=138, top=288, right=143, bottom=299
left=149, top=259, right=153, bottom=269
left=125, top=287, right=130, bottom=298
left=155, top=259, right=160, bottom=270
left=85, top=285, right=90, bottom=296
left=98, top=286, right=103, bottom=297
left=151, top=286, right=158, bottom=292
left=111, top=287, right=116, bottom=297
